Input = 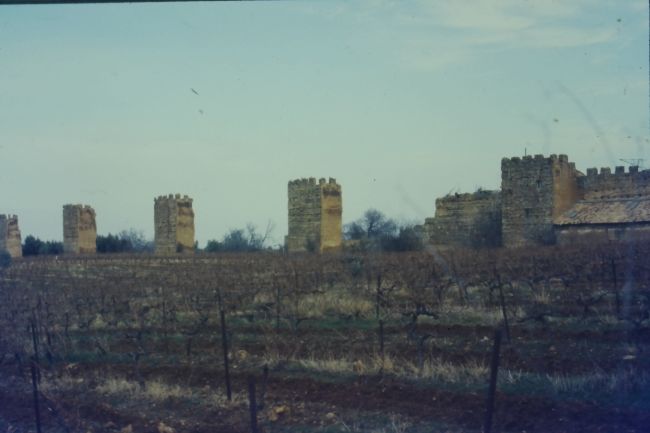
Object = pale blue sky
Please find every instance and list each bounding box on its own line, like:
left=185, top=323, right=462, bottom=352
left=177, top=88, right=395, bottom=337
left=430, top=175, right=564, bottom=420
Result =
left=0, top=0, right=648, bottom=246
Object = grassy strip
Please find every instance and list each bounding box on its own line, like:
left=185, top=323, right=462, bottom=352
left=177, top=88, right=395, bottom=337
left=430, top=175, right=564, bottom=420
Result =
left=264, top=353, right=650, bottom=407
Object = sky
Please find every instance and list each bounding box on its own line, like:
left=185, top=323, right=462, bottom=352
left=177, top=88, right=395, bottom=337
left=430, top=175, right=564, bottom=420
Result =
left=0, top=0, right=648, bottom=246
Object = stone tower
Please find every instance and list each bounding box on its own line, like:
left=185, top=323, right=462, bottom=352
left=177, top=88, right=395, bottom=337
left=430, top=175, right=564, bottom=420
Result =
left=63, top=204, right=97, bottom=254
left=501, top=154, right=582, bottom=247
left=154, top=194, right=195, bottom=255
left=0, top=214, right=22, bottom=258
left=286, top=177, right=342, bottom=253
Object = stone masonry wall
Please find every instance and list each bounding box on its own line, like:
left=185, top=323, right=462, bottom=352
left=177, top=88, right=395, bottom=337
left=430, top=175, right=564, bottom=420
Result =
left=287, top=178, right=342, bottom=253
left=320, top=179, right=342, bottom=252
left=0, top=214, right=22, bottom=258
left=501, top=154, right=582, bottom=247
left=424, top=190, right=501, bottom=248
left=154, top=194, right=195, bottom=255
left=287, top=178, right=321, bottom=252
left=580, top=166, right=650, bottom=200
left=557, top=223, right=650, bottom=245
left=63, top=205, right=97, bottom=254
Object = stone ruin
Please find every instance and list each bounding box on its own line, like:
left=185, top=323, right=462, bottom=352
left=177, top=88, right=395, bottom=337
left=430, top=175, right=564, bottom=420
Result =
left=423, top=190, right=501, bottom=248
left=554, top=165, right=650, bottom=244
left=286, top=177, right=342, bottom=253
left=154, top=194, right=195, bottom=255
left=0, top=214, right=22, bottom=258
left=63, top=204, right=97, bottom=254
left=501, top=154, right=582, bottom=247
left=424, top=153, right=650, bottom=248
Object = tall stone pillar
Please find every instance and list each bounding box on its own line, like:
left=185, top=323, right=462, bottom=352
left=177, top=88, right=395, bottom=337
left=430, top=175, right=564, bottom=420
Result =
left=0, top=214, right=22, bottom=258
left=63, top=204, right=97, bottom=254
left=154, top=194, right=195, bottom=254
left=286, top=178, right=342, bottom=253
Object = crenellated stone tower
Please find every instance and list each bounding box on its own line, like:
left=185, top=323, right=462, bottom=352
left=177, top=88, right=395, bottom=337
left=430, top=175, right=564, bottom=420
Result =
left=501, top=154, right=582, bottom=247
left=154, top=194, right=195, bottom=254
left=0, top=214, right=22, bottom=258
left=286, top=177, right=342, bottom=253
left=63, top=204, right=97, bottom=254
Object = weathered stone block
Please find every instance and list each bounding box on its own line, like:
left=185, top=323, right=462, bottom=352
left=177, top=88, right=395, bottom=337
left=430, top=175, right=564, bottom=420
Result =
left=154, top=194, right=195, bottom=255
left=286, top=178, right=342, bottom=253
left=63, top=205, right=97, bottom=254
left=580, top=166, right=650, bottom=200
left=424, top=190, right=501, bottom=248
left=0, top=214, right=22, bottom=258
left=501, top=154, right=582, bottom=247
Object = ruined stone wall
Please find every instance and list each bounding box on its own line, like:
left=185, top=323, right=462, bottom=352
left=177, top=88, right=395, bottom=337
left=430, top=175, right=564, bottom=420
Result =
left=501, top=154, right=582, bottom=247
left=320, top=180, right=342, bottom=252
left=580, top=166, right=650, bottom=200
left=0, top=214, right=22, bottom=258
left=154, top=194, right=195, bottom=255
left=287, top=178, right=321, bottom=252
left=63, top=205, right=97, bottom=254
left=286, top=178, right=342, bottom=253
left=423, top=190, right=501, bottom=248
left=552, top=157, right=583, bottom=220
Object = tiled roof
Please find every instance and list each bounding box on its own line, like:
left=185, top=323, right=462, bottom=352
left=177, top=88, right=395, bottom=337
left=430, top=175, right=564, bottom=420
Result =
left=554, top=196, right=650, bottom=226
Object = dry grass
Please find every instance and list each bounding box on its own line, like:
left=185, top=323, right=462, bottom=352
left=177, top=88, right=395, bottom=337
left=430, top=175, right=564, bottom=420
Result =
left=403, top=358, right=488, bottom=383
left=96, top=377, right=186, bottom=400
left=294, top=290, right=374, bottom=319
left=298, top=355, right=354, bottom=373
left=369, top=353, right=397, bottom=373
left=46, top=375, right=248, bottom=407
left=441, top=305, right=509, bottom=326
left=101, top=376, right=247, bottom=406
left=595, top=314, right=624, bottom=326
left=547, top=368, right=650, bottom=395
left=532, top=289, right=552, bottom=305
left=287, top=352, right=488, bottom=385
left=494, top=366, right=650, bottom=397
left=40, top=373, right=84, bottom=393
left=281, top=351, right=650, bottom=398
left=338, top=414, right=411, bottom=433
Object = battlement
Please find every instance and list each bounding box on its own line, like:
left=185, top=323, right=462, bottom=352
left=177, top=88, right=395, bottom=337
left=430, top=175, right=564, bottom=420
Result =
left=0, top=214, right=19, bottom=221
left=502, top=154, right=572, bottom=167
left=581, top=165, right=650, bottom=200
left=318, top=176, right=339, bottom=185
left=63, top=204, right=96, bottom=215
left=289, top=177, right=340, bottom=187
left=584, top=166, right=644, bottom=177
left=155, top=194, right=193, bottom=205
left=289, top=178, right=317, bottom=187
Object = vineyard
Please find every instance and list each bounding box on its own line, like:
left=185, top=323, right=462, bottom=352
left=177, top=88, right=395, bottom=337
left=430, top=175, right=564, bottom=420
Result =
left=1, top=242, right=650, bottom=433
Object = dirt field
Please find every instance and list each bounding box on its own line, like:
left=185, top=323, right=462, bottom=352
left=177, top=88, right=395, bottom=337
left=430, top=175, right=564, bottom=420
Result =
left=1, top=244, right=649, bottom=432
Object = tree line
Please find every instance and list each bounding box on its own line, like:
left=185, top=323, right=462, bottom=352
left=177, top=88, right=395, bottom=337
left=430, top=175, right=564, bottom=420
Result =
left=343, top=208, right=424, bottom=252
left=20, top=229, right=154, bottom=256
left=17, top=208, right=424, bottom=256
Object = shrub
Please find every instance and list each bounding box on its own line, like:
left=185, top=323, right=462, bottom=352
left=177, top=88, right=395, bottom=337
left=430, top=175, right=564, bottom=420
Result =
left=0, top=251, right=11, bottom=268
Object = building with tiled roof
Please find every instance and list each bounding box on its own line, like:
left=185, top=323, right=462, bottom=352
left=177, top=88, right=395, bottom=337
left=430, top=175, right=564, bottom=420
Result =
left=554, top=167, right=650, bottom=244
left=422, top=155, right=650, bottom=248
